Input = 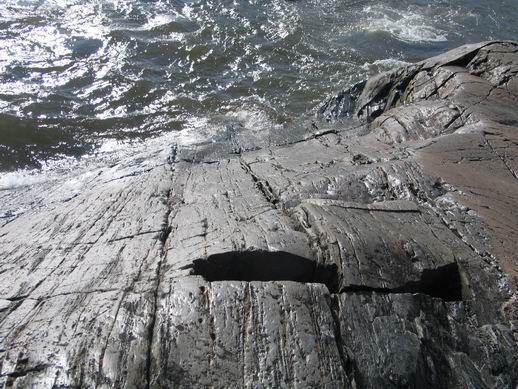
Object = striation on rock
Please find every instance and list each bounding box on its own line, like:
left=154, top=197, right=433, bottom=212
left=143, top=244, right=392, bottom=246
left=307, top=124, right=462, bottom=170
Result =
left=1, top=41, right=518, bottom=388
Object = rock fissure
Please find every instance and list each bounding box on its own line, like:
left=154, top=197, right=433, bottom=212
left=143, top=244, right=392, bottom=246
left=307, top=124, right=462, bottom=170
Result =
left=443, top=108, right=463, bottom=130
left=106, top=229, right=164, bottom=243
left=484, top=137, right=518, bottom=181
left=329, top=295, right=352, bottom=383
left=144, top=255, right=164, bottom=388
left=96, top=291, right=127, bottom=387
left=102, top=167, right=159, bottom=184
left=239, top=158, right=279, bottom=206
left=1, top=363, right=51, bottom=379
left=423, top=71, right=460, bottom=100
left=145, top=166, right=176, bottom=389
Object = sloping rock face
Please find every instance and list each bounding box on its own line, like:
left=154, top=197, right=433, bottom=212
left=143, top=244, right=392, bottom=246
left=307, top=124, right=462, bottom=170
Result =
left=1, top=41, right=518, bottom=388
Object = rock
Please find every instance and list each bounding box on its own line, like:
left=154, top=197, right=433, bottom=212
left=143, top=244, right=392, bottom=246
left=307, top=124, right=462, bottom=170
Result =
left=337, top=292, right=516, bottom=389
left=150, top=278, right=348, bottom=388
left=317, top=80, right=366, bottom=122
left=1, top=41, right=518, bottom=387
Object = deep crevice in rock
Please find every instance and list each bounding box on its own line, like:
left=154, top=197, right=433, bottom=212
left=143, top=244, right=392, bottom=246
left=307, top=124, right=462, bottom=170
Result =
left=329, top=295, right=354, bottom=383
left=145, top=167, right=176, bottom=389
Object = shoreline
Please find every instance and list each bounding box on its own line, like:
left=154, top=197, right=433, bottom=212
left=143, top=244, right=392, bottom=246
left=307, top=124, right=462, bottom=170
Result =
left=1, top=41, right=517, bottom=388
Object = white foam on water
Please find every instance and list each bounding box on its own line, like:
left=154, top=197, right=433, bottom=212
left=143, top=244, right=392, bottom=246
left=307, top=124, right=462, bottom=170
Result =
left=361, top=58, right=412, bottom=73
left=225, top=106, right=282, bottom=132
left=0, top=170, right=48, bottom=190
left=361, top=5, right=448, bottom=43
left=177, top=115, right=216, bottom=145
left=0, top=116, right=211, bottom=195
left=145, top=14, right=176, bottom=29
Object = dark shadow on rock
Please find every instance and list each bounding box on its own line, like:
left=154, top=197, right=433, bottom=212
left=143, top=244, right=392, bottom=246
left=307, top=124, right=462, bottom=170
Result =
left=342, top=262, right=463, bottom=301
left=191, top=250, right=340, bottom=292
left=190, top=250, right=462, bottom=301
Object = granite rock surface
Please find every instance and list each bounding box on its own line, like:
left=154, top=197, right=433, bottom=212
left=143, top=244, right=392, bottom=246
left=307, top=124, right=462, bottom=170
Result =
left=1, top=41, right=518, bottom=388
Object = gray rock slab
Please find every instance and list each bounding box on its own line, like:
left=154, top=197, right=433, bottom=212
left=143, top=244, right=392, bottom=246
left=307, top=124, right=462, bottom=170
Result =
left=292, top=200, right=462, bottom=294
left=1, top=41, right=518, bottom=388
left=0, top=152, right=169, bottom=387
left=150, top=278, right=349, bottom=388
left=162, top=158, right=313, bottom=279
left=336, top=292, right=517, bottom=389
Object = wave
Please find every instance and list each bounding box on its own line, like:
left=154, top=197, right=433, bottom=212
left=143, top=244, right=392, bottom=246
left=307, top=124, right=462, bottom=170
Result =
left=360, top=4, right=448, bottom=43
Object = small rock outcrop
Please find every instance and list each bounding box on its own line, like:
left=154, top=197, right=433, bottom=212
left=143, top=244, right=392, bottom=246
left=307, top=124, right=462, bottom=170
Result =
left=1, top=41, right=517, bottom=388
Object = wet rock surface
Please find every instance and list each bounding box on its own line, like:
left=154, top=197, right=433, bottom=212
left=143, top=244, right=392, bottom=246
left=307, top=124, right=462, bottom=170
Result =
left=1, top=41, right=518, bottom=388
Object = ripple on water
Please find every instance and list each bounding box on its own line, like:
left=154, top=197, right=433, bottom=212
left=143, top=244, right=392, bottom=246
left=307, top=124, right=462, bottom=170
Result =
left=1, top=0, right=518, bottom=171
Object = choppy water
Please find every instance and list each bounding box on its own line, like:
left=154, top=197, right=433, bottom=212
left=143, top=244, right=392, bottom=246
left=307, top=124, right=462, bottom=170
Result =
left=1, top=0, right=518, bottom=172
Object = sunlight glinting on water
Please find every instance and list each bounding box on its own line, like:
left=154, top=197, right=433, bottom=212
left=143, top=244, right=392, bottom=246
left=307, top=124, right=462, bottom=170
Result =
left=1, top=0, right=518, bottom=172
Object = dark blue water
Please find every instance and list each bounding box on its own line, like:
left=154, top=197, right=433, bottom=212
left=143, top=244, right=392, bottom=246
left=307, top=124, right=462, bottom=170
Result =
left=1, top=0, right=518, bottom=172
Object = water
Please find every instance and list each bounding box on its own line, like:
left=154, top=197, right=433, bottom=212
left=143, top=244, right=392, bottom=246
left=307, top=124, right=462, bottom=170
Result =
left=1, top=0, right=518, bottom=173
